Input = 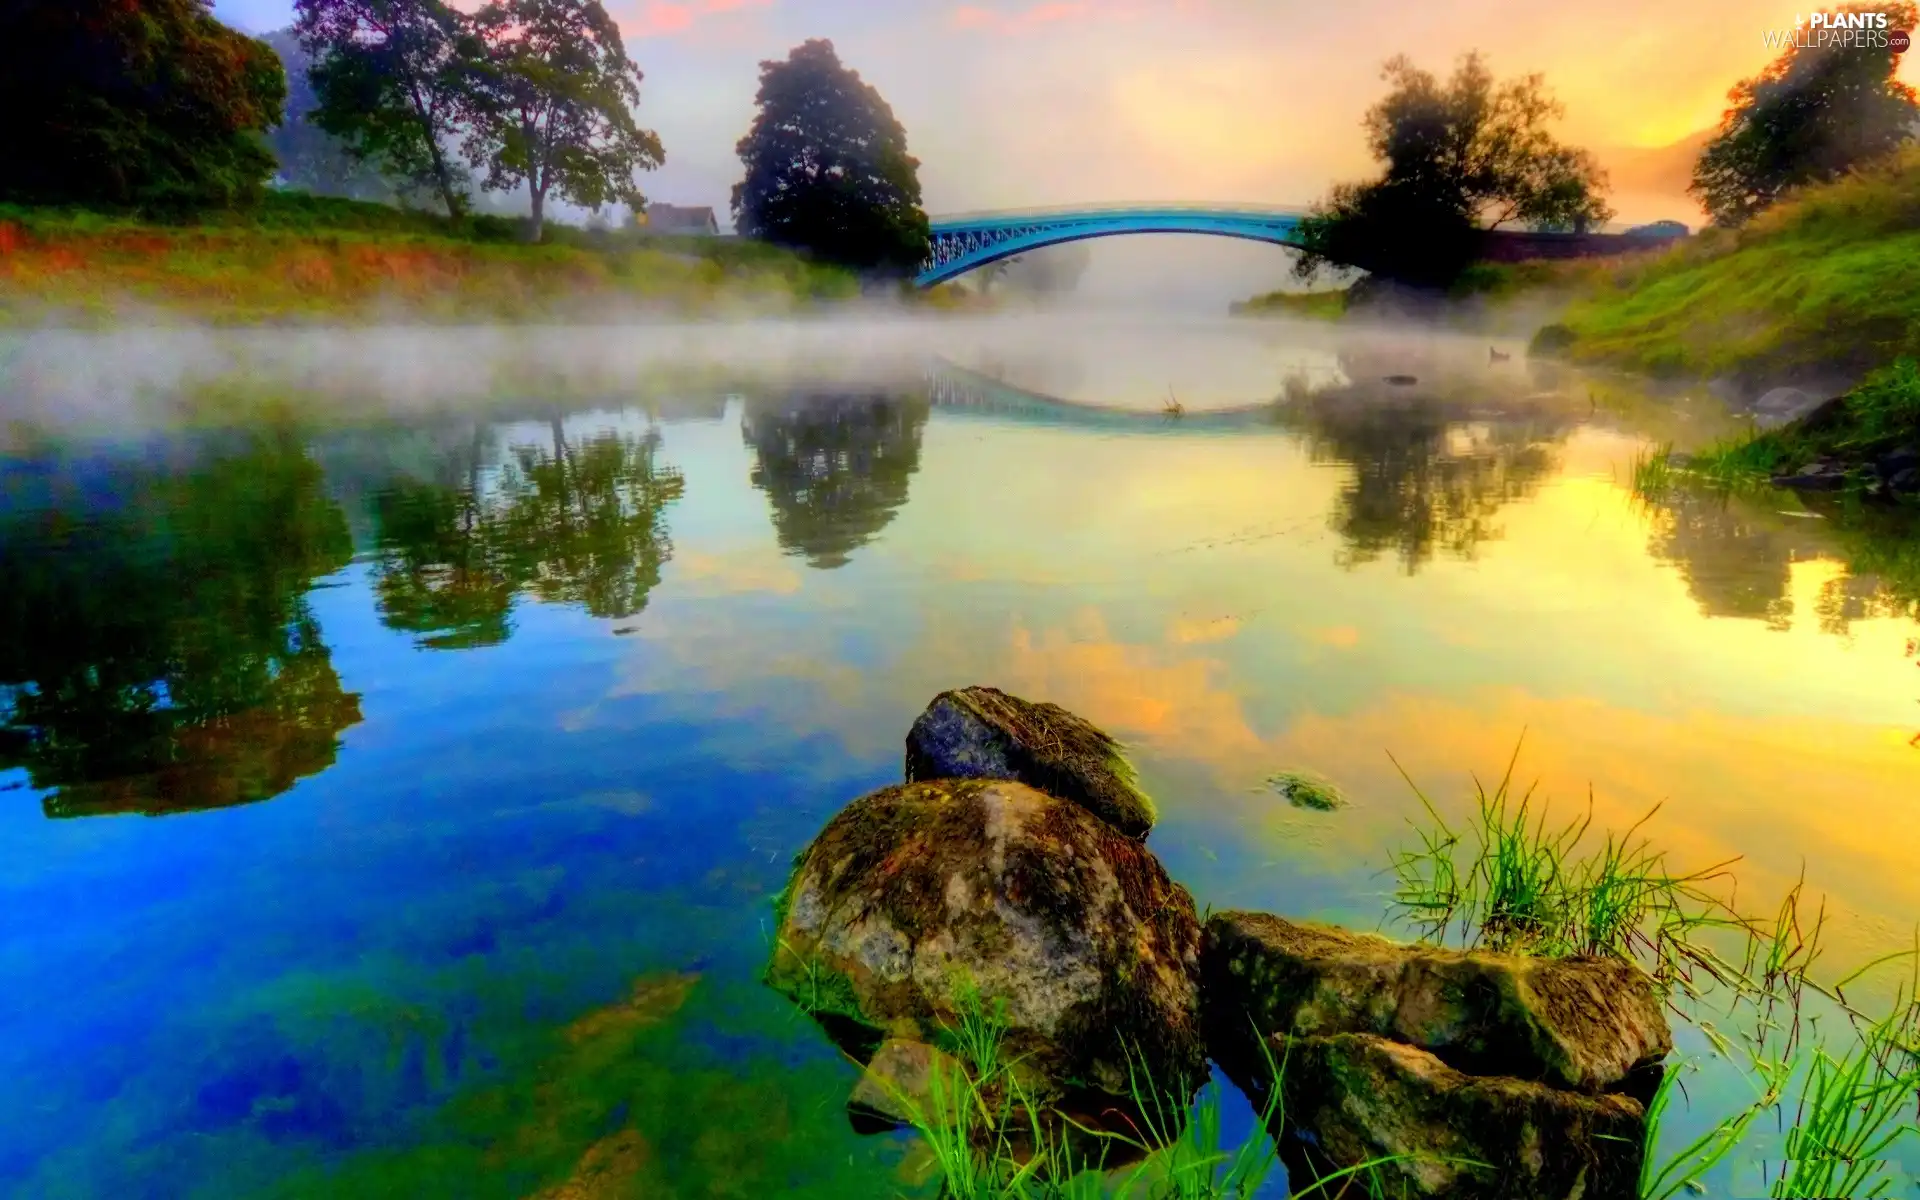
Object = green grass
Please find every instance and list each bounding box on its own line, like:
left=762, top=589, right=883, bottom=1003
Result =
left=1228, top=289, right=1349, bottom=320
left=1387, top=744, right=1920, bottom=1199
left=1647, top=358, right=1920, bottom=487
left=0, top=190, right=868, bottom=324
left=885, top=984, right=1410, bottom=1199
left=1385, top=739, right=1743, bottom=996
left=1530, top=146, right=1920, bottom=380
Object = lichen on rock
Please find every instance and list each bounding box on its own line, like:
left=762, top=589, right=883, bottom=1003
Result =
left=1273, top=1032, right=1646, bottom=1200
left=1201, top=910, right=1671, bottom=1094
left=904, top=686, right=1157, bottom=839
left=765, top=778, right=1204, bottom=1100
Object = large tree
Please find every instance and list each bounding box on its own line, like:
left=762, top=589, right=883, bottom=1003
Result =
left=1691, top=2, right=1919, bottom=226
left=467, top=0, right=664, bottom=243
left=1294, top=53, right=1612, bottom=287
left=261, top=29, right=395, bottom=200
left=0, top=0, right=285, bottom=210
left=293, top=0, right=479, bottom=218
left=732, top=39, right=931, bottom=276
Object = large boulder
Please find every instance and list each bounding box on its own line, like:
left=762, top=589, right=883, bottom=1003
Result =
left=1201, top=911, right=1670, bottom=1093
left=766, top=778, right=1204, bottom=1098
left=904, top=686, right=1156, bottom=839
left=1273, top=1033, right=1645, bottom=1200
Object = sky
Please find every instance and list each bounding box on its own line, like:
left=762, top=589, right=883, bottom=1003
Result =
left=213, top=0, right=1920, bottom=298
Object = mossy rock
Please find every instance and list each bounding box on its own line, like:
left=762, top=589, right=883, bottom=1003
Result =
left=1274, top=1032, right=1645, bottom=1200
left=905, top=686, right=1156, bottom=839
left=1266, top=770, right=1345, bottom=811
left=1200, top=911, right=1671, bottom=1094
left=765, top=779, right=1204, bottom=1100
left=1528, top=323, right=1577, bottom=357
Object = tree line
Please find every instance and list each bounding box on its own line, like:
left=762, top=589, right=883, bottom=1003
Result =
left=1295, top=2, right=1918, bottom=289
left=0, top=3, right=934, bottom=273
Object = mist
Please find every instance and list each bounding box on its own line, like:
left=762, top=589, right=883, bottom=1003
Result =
left=0, top=301, right=1537, bottom=438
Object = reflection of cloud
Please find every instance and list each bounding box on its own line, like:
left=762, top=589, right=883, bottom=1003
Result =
left=991, top=610, right=1266, bottom=762
left=1168, top=615, right=1242, bottom=645
left=1305, top=625, right=1360, bottom=649
left=1240, top=689, right=1920, bottom=969
left=671, top=550, right=804, bottom=596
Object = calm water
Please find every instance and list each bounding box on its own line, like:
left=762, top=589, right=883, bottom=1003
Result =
left=1, top=316, right=1916, bottom=1198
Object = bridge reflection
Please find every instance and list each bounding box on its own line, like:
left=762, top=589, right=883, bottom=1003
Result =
left=925, top=357, right=1287, bottom=430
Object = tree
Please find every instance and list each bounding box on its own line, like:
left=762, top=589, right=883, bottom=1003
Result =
left=1294, top=53, right=1611, bottom=287
left=293, top=0, right=479, bottom=218
left=0, top=0, right=286, bottom=210
left=1690, top=2, right=1919, bottom=226
left=733, top=39, right=932, bottom=276
left=984, top=243, right=1095, bottom=298
left=467, top=0, right=664, bottom=243
left=260, top=29, right=396, bottom=200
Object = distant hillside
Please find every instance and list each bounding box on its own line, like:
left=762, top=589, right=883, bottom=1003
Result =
left=1600, top=130, right=1714, bottom=196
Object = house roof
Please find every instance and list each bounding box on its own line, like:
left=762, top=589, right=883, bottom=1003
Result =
left=645, top=204, right=719, bottom=231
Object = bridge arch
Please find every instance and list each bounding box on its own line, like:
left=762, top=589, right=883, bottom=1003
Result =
left=918, top=205, right=1314, bottom=288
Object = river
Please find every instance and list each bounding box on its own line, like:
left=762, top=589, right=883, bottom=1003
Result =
left=1, top=313, right=1915, bottom=1197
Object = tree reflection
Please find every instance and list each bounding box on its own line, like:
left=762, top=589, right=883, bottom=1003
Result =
left=370, top=426, right=518, bottom=650
left=369, top=422, right=686, bottom=647
left=0, top=432, right=362, bottom=817
left=1280, top=378, right=1573, bottom=573
left=1645, top=483, right=1920, bottom=634
left=741, top=390, right=931, bottom=569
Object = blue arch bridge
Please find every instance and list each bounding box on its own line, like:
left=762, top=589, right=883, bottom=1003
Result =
left=918, top=204, right=1309, bottom=289
left=915, top=204, right=1678, bottom=289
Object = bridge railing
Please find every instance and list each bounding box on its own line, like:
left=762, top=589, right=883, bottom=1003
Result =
left=928, top=203, right=1315, bottom=224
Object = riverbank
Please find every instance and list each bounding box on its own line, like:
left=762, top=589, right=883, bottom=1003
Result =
left=1234, top=146, right=1920, bottom=393
left=0, top=192, right=958, bottom=325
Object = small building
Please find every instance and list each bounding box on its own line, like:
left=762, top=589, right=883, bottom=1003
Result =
left=639, top=203, right=719, bottom=236
left=1624, top=219, right=1690, bottom=240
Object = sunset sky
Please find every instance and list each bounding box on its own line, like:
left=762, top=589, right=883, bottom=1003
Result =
left=213, top=1, right=1920, bottom=229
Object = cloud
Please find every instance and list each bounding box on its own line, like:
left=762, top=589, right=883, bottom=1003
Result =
left=611, top=0, right=773, bottom=39
left=949, top=2, right=1097, bottom=33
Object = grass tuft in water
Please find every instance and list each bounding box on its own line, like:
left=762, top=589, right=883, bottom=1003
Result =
left=887, top=987, right=1410, bottom=1198
left=1384, top=738, right=1742, bottom=996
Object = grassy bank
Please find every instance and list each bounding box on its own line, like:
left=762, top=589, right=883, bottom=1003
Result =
left=1529, top=146, right=1920, bottom=382
left=0, top=192, right=875, bottom=324
left=1227, top=288, right=1349, bottom=320
left=1663, top=359, right=1920, bottom=488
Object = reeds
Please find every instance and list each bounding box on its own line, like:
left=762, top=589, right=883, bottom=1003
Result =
left=887, top=986, right=1401, bottom=1198
left=1386, top=743, right=1920, bottom=1198
left=1384, top=738, right=1743, bottom=999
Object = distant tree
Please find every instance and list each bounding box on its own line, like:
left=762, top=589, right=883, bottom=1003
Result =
left=467, top=0, right=663, bottom=243
left=732, top=39, right=932, bottom=276
left=1690, top=2, right=1919, bottom=226
left=1294, top=53, right=1612, bottom=288
left=293, top=0, right=479, bottom=218
left=989, top=242, right=1095, bottom=297
left=0, top=0, right=286, bottom=210
left=260, top=29, right=395, bottom=200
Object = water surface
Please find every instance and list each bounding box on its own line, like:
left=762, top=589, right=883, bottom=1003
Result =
left=2, top=315, right=1916, bottom=1197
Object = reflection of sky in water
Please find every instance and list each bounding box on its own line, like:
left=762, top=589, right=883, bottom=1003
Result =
left=1, top=325, right=1917, bottom=1195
